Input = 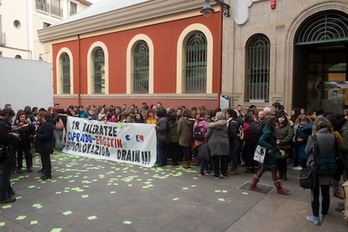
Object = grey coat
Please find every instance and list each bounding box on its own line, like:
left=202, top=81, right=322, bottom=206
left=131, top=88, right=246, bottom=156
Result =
left=305, top=128, right=336, bottom=185
left=206, top=120, right=229, bottom=157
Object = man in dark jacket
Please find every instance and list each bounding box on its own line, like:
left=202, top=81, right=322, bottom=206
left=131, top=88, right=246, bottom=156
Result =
left=0, top=108, right=18, bottom=204
left=339, top=110, right=348, bottom=185
left=226, top=108, right=243, bottom=175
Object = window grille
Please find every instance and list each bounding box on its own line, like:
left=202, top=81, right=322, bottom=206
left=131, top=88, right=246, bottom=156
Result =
left=297, top=11, right=348, bottom=45
left=93, top=48, right=105, bottom=94
left=62, top=53, right=70, bottom=94
left=184, top=31, right=207, bottom=93
left=246, top=34, right=270, bottom=102
left=133, top=41, right=149, bottom=94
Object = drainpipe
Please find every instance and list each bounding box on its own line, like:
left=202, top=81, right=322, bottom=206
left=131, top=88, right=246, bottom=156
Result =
left=27, top=0, right=33, bottom=59
left=217, top=9, right=223, bottom=107
left=77, top=34, right=81, bottom=106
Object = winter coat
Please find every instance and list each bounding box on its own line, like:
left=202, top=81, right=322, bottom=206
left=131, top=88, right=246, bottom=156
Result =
left=275, top=123, right=293, bottom=147
left=226, top=117, right=240, bottom=142
left=205, top=120, right=229, bottom=157
left=16, top=123, right=35, bottom=147
left=156, top=116, right=168, bottom=142
left=36, top=120, right=54, bottom=154
left=295, top=124, right=312, bottom=160
left=177, top=117, right=195, bottom=147
left=0, top=119, right=17, bottom=146
left=168, top=120, right=179, bottom=143
left=193, top=118, right=209, bottom=145
left=258, top=126, right=278, bottom=167
left=275, top=123, right=294, bottom=158
left=305, top=128, right=336, bottom=185
left=340, top=120, right=348, bottom=171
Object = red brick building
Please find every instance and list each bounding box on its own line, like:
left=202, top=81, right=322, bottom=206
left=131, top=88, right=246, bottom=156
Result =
left=38, top=0, right=224, bottom=110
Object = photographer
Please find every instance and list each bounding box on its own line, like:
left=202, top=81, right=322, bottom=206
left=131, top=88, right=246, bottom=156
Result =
left=0, top=108, right=19, bottom=204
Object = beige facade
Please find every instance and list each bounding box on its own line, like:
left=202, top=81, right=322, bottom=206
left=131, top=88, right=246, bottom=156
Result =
left=221, top=0, right=348, bottom=112
left=0, top=0, right=90, bottom=61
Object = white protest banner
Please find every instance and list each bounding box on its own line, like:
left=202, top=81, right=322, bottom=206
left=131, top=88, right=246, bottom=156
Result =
left=63, top=116, right=157, bottom=167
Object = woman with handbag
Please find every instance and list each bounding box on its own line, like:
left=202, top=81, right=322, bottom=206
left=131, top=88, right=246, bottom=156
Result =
left=275, top=110, right=294, bottom=180
left=249, top=116, right=290, bottom=194
left=304, top=117, right=337, bottom=225
left=35, top=112, right=54, bottom=180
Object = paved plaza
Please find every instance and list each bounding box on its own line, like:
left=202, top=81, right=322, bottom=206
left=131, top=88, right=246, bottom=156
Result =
left=0, top=152, right=347, bottom=232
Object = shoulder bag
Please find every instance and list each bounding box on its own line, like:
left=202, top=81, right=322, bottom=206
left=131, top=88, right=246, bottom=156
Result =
left=253, top=145, right=267, bottom=163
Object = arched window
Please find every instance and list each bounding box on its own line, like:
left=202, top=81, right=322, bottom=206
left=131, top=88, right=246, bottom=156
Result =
left=185, top=31, right=207, bottom=93
left=62, top=53, right=70, bottom=94
left=93, top=48, right=105, bottom=94
left=246, top=34, right=270, bottom=102
left=133, top=40, right=149, bottom=93
left=296, top=11, right=348, bottom=45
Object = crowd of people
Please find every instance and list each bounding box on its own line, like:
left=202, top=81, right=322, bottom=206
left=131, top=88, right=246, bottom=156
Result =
left=0, top=101, right=347, bottom=226
left=0, top=104, right=54, bottom=204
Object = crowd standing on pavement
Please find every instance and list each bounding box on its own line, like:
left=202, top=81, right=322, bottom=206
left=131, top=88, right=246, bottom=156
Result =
left=0, top=101, right=347, bottom=226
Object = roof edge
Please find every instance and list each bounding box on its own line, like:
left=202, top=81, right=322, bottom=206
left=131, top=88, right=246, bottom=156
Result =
left=38, top=0, right=208, bottom=42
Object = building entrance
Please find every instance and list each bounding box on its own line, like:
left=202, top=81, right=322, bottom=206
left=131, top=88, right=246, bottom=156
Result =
left=293, top=10, right=348, bottom=113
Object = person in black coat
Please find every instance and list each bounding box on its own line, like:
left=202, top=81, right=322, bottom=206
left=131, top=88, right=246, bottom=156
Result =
left=0, top=108, right=19, bottom=204
left=35, top=112, right=54, bottom=180
left=15, top=111, right=35, bottom=173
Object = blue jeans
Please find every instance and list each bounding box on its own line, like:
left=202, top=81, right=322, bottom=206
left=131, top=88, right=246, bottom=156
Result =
left=54, top=129, right=64, bottom=150
left=311, top=184, right=330, bottom=217
left=0, top=157, right=12, bottom=200
left=198, top=144, right=209, bottom=172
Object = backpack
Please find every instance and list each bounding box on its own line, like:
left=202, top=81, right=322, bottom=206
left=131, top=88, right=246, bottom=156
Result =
left=248, top=122, right=263, bottom=144
left=296, top=125, right=310, bottom=144
left=193, top=124, right=205, bottom=141
left=231, top=120, right=244, bottom=140
left=313, top=135, right=337, bottom=177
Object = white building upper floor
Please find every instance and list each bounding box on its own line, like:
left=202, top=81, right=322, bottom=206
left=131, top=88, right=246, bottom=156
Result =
left=0, top=0, right=91, bottom=61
